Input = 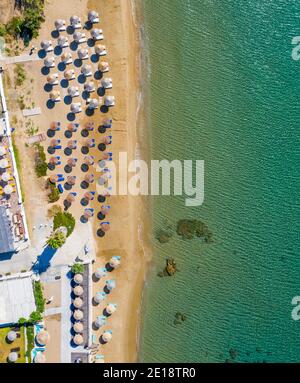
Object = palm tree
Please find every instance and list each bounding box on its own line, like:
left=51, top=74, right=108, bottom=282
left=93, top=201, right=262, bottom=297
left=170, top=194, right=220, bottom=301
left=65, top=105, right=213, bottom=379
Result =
left=47, top=230, right=66, bottom=249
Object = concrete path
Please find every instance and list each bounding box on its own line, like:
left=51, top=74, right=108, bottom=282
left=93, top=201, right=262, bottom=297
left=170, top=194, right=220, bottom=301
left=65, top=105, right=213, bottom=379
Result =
left=0, top=54, right=41, bottom=65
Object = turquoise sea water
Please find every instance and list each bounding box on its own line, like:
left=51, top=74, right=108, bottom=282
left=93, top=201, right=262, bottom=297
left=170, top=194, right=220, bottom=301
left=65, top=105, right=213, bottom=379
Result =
left=139, top=0, right=300, bottom=362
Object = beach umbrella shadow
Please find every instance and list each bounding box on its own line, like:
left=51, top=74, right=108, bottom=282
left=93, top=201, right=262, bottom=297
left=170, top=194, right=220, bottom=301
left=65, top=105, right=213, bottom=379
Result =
left=67, top=113, right=76, bottom=122
left=94, top=71, right=103, bottom=80
left=51, top=30, right=59, bottom=38
left=97, top=87, right=105, bottom=97
left=100, top=105, right=109, bottom=114
left=85, top=21, right=93, bottom=30
left=61, top=79, right=69, bottom=88
left=87, top=38, right=95, bottom=47
left=47, top=129, right=56, bottom=138
left=81, top=146, right=89, bottom=155
left=70, top=41, right=79, bottom=51
left=85, top=108, right=94, bottom=117
left=58, top=62, right=67, bottom=72
left=67, top=25, right=75, bottom=35
left=64, top=95, right=73, bottom=105
left=46, top=100, right=55, bottom=109
left=80, top=181, right=89, bottom=190
left=41, top=67, right=50, bottom=76
left=64, top=147, right=72, bottom=156
left=38, top=49, right=46, bottom=59
left=81, top=164, right=89, bottom=173
left=81, top=198, right=89, bottom=206
left=54, top=46, right=62, bottom=56
left=91, top=54, right=99, bottom=63
left=74, top=59, right=83, bottom=68
left=65, top=130, right=73, bottom=139
left=44, top=83, right=53, bottom=92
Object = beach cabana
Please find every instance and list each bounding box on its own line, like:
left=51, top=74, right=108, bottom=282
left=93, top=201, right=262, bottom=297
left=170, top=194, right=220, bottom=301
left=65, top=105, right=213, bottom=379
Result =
left=68, top=86, right=80, bottom=98
left=84, top=81, right=96, bottom=93
left=98, top=61, right=109, bottom=72
left=73, top=322, right=84, bottom=333
left=1, top=172, right=11, bottom=182
left=105, top=303, right=117, bottom=315
left=47, top=73, right=59, bottom=85
left=73, top=298, right=83, bottom=309
left=81, top=64, right=92, bottom=77
left=64, top=69, right=75, bottom=81
left=55, top=19, right=66, bottom=31
left=58, top=36, right=69, bottom=48
left=73, top=334, right=83, bottom=346
left=7, top=330, right=17, bottom=342
left=95, top=44, right=107, bottom=56
left=44, top=56, right=55, bottom=68
left=8, top=352, right=18, bottom=363
left=91, top=28, right=104, bottom=41
left=104, top=96, right=115, bottom=107
left=94, top=267, right=107, bottom=279
left=101, top=77, right=112, bottom=89
left=87, top=98, right=99, bottom=110
left=105, top=279, right=116, bottom=292
left=0, top=145, right=6, bottom=156
left=94, top=291, right=107, bottom=304
left=71, top=103, right=82, bottom=114
left=70, top=15, right=82, bottom=29
left=88, top=10, right=99, bottom=24
left=36, top=330, right=50, bottom=346
left=49, top=90, right=61, bottom=102
left=73, top=309, right=83, bottom=320
left=109, top=256, right=121, bottom=269
left=41, top=40, right=53, bottom=52
left=94, top=316, right=106, bottom=329
left=74, top=285, right=84, bottom=296
left=73, top=31, right=86, bottom=44
left=61, top=52, right=73, bottom=65
left=77, top=48, right=89, bottom=60
left=74, top=273, right=83, bottom=284
left=101, top=330, right=112, bottom=344
left=34, top=351, right=46, bottom=364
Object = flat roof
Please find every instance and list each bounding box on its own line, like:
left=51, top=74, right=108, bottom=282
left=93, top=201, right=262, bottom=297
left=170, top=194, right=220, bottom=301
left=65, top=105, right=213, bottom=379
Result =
left=0, top=275, right=36, bottom=325
left=0, top=206, right=14, bottom=255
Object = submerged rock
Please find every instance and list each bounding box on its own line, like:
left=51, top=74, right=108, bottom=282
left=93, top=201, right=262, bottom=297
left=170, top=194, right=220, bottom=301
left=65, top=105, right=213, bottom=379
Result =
left=165, top=258, right=177, bottom=276
left=156, top=229, right=172, bottom=244
left=174, top=311, right=187, bottom=325
left=176, top=219, right=213, bottom=243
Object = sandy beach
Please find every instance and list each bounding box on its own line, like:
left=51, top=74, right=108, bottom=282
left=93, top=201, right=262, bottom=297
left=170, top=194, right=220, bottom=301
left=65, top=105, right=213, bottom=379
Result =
left=1, top=0, right=151, bottom=362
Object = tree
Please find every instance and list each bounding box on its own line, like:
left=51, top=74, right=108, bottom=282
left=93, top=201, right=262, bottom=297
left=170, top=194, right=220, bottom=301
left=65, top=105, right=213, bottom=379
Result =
left=71, top=263, right=84, bottom=274
left=47, top=231, right=66, bottom=249
left=29, top=311, right=42, bottom=323
left=18, top=317, right=27, bottom=325
left=53, top=211, right=75, bottom=237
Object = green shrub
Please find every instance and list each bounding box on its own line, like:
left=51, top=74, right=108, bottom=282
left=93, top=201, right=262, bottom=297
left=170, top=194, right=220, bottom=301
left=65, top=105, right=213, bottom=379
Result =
left=53, top=211, right=75, bottom=237
left=0, top=24, right=6, bottom=37
left=6, top=17, right=24, bottom=37
left=47, top=231, right=66, bottom=249
left=29, top=310, right=43, bottom=323
left=18, top=317, right=27, bottom=326
left=71, top=263, right=84, bottom=274
left=26, top=325, right=34, bottom=363
left=33, top=281, right=45, bottom=313
left=34, top=143, right=47, bottom=177
left=46, top=179, right=60, bottom=203
left=14, top=64, right=26, bottom=86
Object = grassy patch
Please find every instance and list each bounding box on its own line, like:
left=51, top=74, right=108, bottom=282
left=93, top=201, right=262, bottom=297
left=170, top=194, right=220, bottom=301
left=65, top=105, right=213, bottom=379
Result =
left=25, top=325, right=34, bottom=363
left=0, top=326, right=26, bottom=363
left=11, top=137, right=25, bottom=202
left=53, top=211, right=75, bottom=237
left=46, top=179, right=60, bottom=203
left=14, top=64, right=26, bottom=87
left=71, top=263, right=84, bottom=274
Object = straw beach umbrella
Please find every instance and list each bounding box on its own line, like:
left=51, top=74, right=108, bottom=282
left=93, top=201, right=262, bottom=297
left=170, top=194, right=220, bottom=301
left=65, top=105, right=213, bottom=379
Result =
left=73, top=322, right=84, bottom=333
left=85, top=174, right=94, bottom=184
left=84, top=81, right=96, bottom=93
left=101, top=330, right=112, bottom=344
left=67, top=158, right=77, bottom=167
left=105, top=303, right=117, bottom=315
left=87, top=98, right=99, bottom=109
left=94, top=267, right=107, bottom=279
left=61, top=52, right=73, bottom=64
left=85, top=122, right=95, bottom=131
left=4, top=185, right=13, bottom=195
left=84, top=192, right=94, bottom=201
left=55, top=19, right=66, bottom=31
left=84, top=156, right=94, bottom=166
left=71, top=103, right=82, bottom=114
left=44, top=56, right=55, bottom=68
left=101, top=77, right=112, bottom=89
left=105, top=279, right=116, bottom=292
left=50, top=90, right=61, bottom=102
left=64, top=69, right=75, bottom=80
left=0, top=146, right=6, bottom=156
left=58, top=36, right=69, bottom=48
left=85, top=139, right=95, bottom=148
left=91, top=28, right=103, bottom=40
left=67, top=175, right=76, bottom=185
left=50, top=122, right=60, bottom=131
left=8, top=352, right=18, bottom=363
left=74, top=273, right=83, bottom=284
left=94, top=316, right=106, bottom=329
left=78, top=48, right=89, bottom=60
left=36, top=330, right=50, bottom=346
left=73, top=298, right=83, bottom=309
left=66, top=193, right=75, bottom=204
left=73, top=334, right=83, bottom=345
left=73, top=31, right=86, bottom=43
left=109, top=256, right=121, bottom=269
left=7, top=331, right=17, bottom=342
left=70, top=15, right=82, bottom=29
left=88, top=10, right=99, bottom=24
left=34, top=352, right=46, bottom=364
left=95, top=44, right=107, bottom=56
left=68, top=86, right=79, bottom=98
left=81, top=64, right=92, bottom=77
left=98, top=61, right=109, bottom=72
left=74, top=285, right=84, bottom=296
left=1, top=172, right=11, bottom=182
left=94, top=291, right=106, bottom=303
left=104, top=96, right=115, bottom=107
left=67, top=140, right=77, bottom=150
left=49, top=174, right=58, bottom=183
left=41, top=40, right=53, bottom=51
left=47, top=73, right=59, bottom=85
left=73, top=309, right=83, bottom=320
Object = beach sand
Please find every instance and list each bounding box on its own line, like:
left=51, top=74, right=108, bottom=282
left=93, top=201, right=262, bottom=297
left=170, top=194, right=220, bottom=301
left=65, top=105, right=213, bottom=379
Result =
left=4, top=0, right=151, bottom=362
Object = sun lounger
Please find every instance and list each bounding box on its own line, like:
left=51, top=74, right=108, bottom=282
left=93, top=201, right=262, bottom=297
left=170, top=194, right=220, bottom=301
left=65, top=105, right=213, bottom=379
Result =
left=54, top=145, right=62, bottom=149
